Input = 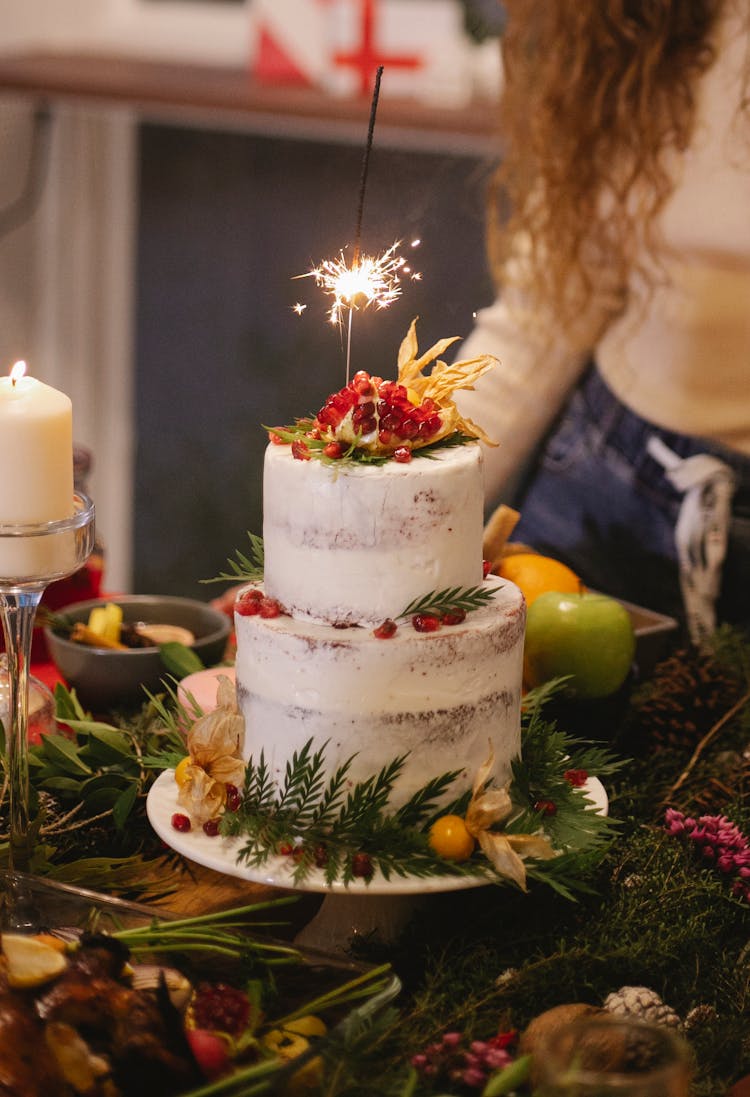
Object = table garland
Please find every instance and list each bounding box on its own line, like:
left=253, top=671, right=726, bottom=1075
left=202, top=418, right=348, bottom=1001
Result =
left=0, top=626, right=749, bottom=1094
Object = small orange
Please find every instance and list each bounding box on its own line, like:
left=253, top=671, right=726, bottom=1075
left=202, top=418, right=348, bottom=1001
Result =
left=496, top=552, right=583, bottom=607
left=428, top=815, right=476, bottom=862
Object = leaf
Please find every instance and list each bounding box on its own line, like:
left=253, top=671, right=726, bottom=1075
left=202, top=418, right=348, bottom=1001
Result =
left=159, top=642, right=204, bottom=678
left=37, top=734, right=92, bottom=776
left=112, top=782, right=139, bottom=829
left=81, top=728, right=137, bottom=765
left=53, top=683, right=87, bottom=721
left=38, top=776, right=85, bottom=794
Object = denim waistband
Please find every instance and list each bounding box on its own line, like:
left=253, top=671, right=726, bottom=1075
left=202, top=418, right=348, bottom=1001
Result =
left=581, top=366, right=750, bottom=504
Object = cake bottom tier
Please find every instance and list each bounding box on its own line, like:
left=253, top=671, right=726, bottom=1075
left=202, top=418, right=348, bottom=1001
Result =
left=234, top=578, right=525, bottom=809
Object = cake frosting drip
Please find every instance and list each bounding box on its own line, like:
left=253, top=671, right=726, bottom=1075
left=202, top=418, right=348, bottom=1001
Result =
left=262, top=441, right=484, bottom=627
left=235, top=576, right=525, bottom=809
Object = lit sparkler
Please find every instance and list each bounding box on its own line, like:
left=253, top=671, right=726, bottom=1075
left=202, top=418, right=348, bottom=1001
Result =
left=303, top=241, right=415, bottom=325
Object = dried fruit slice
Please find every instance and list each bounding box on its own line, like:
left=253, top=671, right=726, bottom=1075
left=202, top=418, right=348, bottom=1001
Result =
left=134, top=623, right=196, bottom=646
left=2, top=932, right=68, bottom=987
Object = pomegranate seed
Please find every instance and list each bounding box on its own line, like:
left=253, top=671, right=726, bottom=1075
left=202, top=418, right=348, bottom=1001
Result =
left=309, top=427, right=322, bottom=440
left=278, top=842, right=294, bottom=856
left=192, top=983, right=251, bottom=1037
left=351, top=852, right=373, bottom=878
left=268, top=431, right=284, bottom=445
left=291, top=439, right=311, bottom=461
left=381, top=412, right=402, bottom=433
left=313, top=844, right=328, bottom=867
left=171, top=813, right=191, bottom=833
left=352, top=371, right=374, bottom=396
left=202, top=818, right=221, bottom=837
left=317, top=405, right=341, bottom=428
left=564, top=769, right=589, bottom=787
left=413, top=613, right=441, bottom=632
left=225, top=785, right=242, bottom=812
left=534, top=799, right=557, bottom=816
left=442, top=609, right=466, bottom=626
left=259, top=597, right=283, bottom=618
left=358, top=416, right=377, bottom=435
left=399, top=419, right=419, bottom=440
left=292, top=846, right=305, bottom=862
left=236, top=589, right=263, bottom=616
left=394, top=446, right=412, bottom=463
left=323, top=442, right=345, bottom=459
left=373, top=618, right=398, bottom=639
left=352, top=401, right=375, bottom=425
left=378, top=429, right=394, bottom=446
left=483, top=559, right=492, bottom=578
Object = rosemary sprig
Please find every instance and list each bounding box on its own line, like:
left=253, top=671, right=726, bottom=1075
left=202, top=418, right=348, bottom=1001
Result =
left=202, top=532, right=265, bottom=585
left=400, top=584, right=496, bottom=618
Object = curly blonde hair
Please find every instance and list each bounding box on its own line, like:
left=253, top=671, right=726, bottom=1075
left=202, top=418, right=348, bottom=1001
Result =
left=490, top=0, right=733, bottom=328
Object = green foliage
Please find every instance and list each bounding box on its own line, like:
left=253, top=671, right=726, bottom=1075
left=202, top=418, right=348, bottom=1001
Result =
left=202, top=531, right=265, bottom=585
left=264, top=421, right=473, bottom=468
left=401, top=585, right=496, bottom=618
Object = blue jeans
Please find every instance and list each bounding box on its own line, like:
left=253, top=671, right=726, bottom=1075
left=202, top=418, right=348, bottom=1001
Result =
left=512, top=367, right=750, bottom=631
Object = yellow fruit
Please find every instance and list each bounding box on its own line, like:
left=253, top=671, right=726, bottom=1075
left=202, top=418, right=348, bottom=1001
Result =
left=284, top=1016, right=327, bottom=1038
left=174, top=755, right=194, bottom=787
left=496, top=552, right=582, bottom=607
left=2, top=932, right=68, bottom=987
left=428, top=815, right=475, bottom=862
left=87, top=602, right=123, bottom=645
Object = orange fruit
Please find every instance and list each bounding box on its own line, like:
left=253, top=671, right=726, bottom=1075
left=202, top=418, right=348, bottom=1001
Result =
left=496, top=552, right=583, bottom=607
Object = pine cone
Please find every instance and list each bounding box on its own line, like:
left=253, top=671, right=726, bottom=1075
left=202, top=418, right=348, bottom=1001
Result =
left=629, top=646, right=743, bottom=754
left=604, top=986, right=682, bottom=1029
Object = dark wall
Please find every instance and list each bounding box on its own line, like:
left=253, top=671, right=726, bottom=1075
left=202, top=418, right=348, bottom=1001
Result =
left=134, top=122, right=497, bottom=598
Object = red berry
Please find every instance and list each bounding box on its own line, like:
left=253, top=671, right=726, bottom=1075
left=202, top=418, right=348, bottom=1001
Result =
left=186, top=1029, right=230, bottom=1079
left=564, top=769, right=589, bottom=788
left=171, top=813, right=191, bottom=833
left=482, top=559, right=493, bottom=578
left=259, top=597, right=283, bottom=618
left=394, top=446, right=412, bottom=464
left=373, top=618, right=398, bottom=639
left=413, top=613, right=441, bottom=632
left=323, top=441, right=345, bottom=459
left=351, top=852, right=373, bottom=878
left=534, top=799, right=557, bottom=816
left=203, top=818, right=221, bottom=837
left=442, top=609, right=466, bottom=626
left=224, top=784, right=242, bottom=812
left=278, top=842, right=294, bottom=856
left=291, top=439, right=311, bottom=461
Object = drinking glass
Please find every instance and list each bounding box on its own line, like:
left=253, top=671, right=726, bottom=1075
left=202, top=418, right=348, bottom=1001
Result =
left=534, top=1014, right=691, bottom=1097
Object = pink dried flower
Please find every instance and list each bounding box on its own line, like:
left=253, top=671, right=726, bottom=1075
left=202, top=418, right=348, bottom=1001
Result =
left=665, top=809, right=750, bottom=904
left=410, top=1028, right=518, bottom=1091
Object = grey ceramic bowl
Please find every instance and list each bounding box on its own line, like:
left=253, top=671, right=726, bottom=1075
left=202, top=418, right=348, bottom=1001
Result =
left=44, top=595, right=231, bottom=711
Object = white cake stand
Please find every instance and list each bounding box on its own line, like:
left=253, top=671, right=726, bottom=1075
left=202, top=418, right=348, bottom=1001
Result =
left=147, top=770, right=608, bottom=952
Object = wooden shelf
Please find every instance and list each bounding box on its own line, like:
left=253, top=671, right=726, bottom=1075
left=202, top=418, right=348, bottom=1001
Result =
left=0, top=51, right=500, bottom=154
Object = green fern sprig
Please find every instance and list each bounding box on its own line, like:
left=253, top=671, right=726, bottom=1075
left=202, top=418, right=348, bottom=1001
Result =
left=202, top=531, right=265, bottom=585
left=265, top=420, right=475, bottom=468
left=401, top=584, right=496, bottom=618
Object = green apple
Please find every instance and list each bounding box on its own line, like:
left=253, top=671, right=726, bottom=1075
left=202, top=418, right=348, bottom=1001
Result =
left=524, top=590, right=636, bottom=699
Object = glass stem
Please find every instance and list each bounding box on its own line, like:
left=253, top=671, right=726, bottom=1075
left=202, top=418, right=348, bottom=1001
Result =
left=1, top=587, right=44, bottom=872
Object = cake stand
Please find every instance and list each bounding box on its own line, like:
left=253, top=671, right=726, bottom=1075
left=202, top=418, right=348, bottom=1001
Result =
left=147, top=770, right=608, bottom=952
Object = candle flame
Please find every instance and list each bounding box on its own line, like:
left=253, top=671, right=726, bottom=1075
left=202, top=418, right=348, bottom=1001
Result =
left=10, top=360, right=26, bottom=386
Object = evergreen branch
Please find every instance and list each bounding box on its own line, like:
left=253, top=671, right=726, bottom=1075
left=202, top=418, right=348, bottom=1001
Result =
left=400, top=584, right=495, bottom=618
left=202, top=532, right=265, bottom=584
left=264, top=420, right=475, bottom=468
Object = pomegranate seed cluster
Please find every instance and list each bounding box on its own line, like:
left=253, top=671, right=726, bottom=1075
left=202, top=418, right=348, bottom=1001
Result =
left=411, top=1029, right=518, bottom=1090
left=275, top=841, right=374, bottom=879
left=665, top=808, right=750, bottom=902
left=171, top=782, right=242, bottom=836
left=310, top=370, right=446, bottom=461
left=192, top=982, right=252, bottom=1037
left=235, top=588, right=285, bottom=619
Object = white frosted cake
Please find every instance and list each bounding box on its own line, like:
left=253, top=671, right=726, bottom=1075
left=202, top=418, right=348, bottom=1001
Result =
left=234, top=324, right=525, bottom=808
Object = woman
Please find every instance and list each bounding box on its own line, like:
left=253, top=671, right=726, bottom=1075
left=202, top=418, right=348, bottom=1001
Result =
left=456, top=1, right=750, bottom=642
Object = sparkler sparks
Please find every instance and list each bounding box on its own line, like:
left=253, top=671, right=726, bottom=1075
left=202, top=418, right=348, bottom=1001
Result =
left=301, top=242, right=418, bottom=325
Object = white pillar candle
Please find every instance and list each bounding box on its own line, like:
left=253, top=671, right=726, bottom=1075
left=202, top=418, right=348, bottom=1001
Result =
left=0, top=362, right=76, bottom=580
left=0, top=362, right=74, bottom=524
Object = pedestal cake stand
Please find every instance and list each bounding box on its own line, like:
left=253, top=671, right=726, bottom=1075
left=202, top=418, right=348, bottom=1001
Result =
left=147, top=770, right=608, bottom=952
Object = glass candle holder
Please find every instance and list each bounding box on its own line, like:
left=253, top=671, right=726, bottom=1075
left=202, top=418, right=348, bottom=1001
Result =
left=534, top=1014, right=692, bottom=1097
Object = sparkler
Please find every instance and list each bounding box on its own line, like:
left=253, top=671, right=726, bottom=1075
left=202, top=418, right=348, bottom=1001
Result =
left=294, top=66, right=421, bottom=381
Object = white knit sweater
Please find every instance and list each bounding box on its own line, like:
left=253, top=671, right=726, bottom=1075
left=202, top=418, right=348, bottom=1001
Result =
left=456, top=0, right=750, bottom=502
